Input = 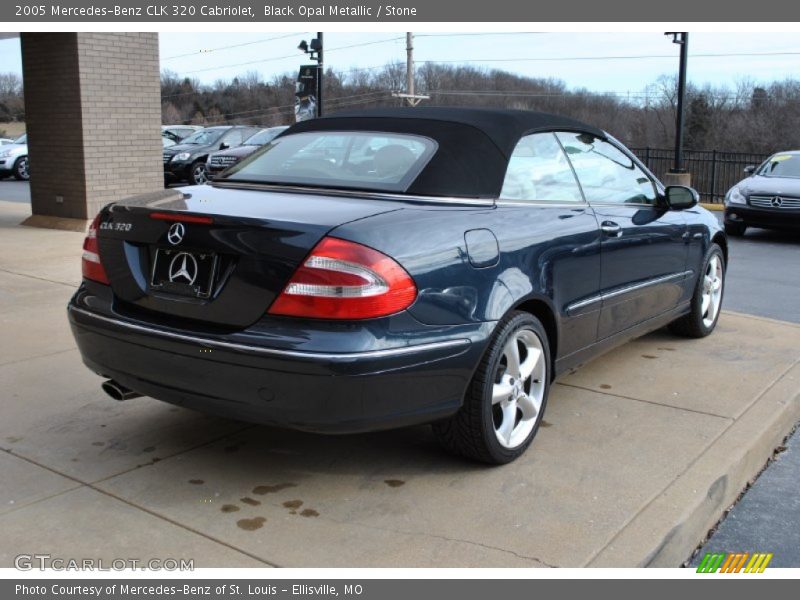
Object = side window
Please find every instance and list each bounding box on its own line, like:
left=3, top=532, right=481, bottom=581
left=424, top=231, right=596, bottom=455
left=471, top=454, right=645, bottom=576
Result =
left=224, top=130, right=244, bottom=146
left=500, top=132, right=583, bottom=202
left=556, top=132, right=657, bottom=205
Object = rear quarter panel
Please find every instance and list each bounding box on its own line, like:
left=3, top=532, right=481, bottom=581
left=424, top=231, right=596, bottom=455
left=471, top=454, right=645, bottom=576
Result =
left=331, top=201, right=602, bottom=360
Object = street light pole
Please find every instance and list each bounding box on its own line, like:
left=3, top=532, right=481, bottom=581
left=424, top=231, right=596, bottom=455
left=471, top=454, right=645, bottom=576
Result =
left=667, top=32, right=689, bottom=173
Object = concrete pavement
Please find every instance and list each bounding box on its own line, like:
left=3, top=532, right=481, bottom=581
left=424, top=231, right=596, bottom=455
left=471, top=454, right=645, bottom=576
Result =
left=1, top=199, right=799, bottom=568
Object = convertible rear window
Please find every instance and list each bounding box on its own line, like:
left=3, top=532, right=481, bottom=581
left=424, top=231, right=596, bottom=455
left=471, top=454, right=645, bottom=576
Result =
left=221, top=131, right=437, bottom=193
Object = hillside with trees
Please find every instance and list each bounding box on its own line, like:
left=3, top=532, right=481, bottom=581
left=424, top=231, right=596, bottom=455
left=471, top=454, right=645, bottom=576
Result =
left=3, top=64, right=800, bottom=154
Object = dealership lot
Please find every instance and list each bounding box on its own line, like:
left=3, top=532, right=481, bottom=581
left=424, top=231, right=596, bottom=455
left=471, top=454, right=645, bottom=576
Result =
left=0, top=198, right=798, bottom=567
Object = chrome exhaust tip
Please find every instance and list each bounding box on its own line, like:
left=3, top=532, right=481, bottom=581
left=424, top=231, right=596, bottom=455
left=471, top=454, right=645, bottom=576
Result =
left=101, top=380, right=142, bottom=401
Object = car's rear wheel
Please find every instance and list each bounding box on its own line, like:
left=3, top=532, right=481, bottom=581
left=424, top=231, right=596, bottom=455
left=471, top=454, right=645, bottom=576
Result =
left=669, top=244, right=725, bottom=338
left=13, top=156, right=29, bottom=181
left=724, top=221, right=746, bottom=236
left=190, top=161, right=208, bottom=185
left=432, top=311, right=550, bottom=464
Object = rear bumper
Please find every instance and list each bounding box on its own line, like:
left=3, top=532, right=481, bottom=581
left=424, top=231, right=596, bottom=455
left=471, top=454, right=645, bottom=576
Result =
left=67, top=291, right=491, bottom=433
left=725, top=205, right=800, bottom=230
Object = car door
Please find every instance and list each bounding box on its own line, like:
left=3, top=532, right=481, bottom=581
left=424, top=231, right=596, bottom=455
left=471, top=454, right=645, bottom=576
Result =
left=556, top=132, right=689, bottom=340
left=496, top=132, right=602, bottom=357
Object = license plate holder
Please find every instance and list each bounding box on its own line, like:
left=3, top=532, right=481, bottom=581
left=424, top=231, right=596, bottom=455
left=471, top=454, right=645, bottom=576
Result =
left=150, top=248, right=218, bottom=299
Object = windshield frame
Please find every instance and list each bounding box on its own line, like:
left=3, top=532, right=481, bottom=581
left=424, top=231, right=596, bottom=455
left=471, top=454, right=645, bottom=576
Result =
left=220, top=130, right=439, bottom=194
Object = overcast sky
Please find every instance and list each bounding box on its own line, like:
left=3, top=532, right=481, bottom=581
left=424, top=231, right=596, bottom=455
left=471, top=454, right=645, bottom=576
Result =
left=1, top=31, right=799, bottom=93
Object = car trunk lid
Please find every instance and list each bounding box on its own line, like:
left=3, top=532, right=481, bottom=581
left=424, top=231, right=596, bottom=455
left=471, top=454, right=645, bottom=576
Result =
left=95, top=186, right=404, bottom=328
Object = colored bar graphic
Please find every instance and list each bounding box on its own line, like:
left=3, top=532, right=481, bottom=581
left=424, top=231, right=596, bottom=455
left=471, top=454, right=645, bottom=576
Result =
left=696, top=551, right=772, bottom=573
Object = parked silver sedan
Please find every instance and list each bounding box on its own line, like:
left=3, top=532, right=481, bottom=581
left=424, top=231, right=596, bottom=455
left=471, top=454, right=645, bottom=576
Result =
left=0, top=134, right=28, bottom=180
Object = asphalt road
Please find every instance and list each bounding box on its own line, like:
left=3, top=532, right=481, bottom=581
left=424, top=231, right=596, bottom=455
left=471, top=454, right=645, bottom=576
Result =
left=716, top=213, right=800, bottom=324
left=0, top=179, right=31, bottom=202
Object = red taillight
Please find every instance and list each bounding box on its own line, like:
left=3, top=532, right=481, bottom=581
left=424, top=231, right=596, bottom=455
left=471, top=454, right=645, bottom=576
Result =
left=149, top=212, right=213, bottom=225
left=82, top=213, right=109, bottom=284
left=268, top=237, right=417, bottom=320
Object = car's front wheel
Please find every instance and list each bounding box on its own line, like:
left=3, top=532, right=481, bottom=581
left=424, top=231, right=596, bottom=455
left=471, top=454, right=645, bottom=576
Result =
left=669, top=243, right=725, bottom=338
left=190, top=161, right=208, bottom=185
left=13, top=156, right=29, bottom=181
left=432, top=311, right=550, bottom=464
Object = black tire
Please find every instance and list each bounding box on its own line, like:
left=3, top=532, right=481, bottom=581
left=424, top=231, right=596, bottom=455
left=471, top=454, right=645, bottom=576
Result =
left=724, top=221, right=746, bottom=237
left=13, top=156, right=29, bottom=181
left=669, top=243, right=725, bottom=338
left=189, top=160, right=208, bottom=185
left=432, top=311, right=551, bottom=465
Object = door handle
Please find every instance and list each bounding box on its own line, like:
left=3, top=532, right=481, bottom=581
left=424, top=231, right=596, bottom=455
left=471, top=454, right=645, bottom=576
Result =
left=601, top=221, right=622, bottom=236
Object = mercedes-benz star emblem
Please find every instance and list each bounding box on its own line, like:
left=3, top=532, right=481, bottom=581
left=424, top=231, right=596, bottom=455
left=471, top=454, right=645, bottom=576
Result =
left=168, top=252, right=198, bottom=285
left=771, top=196, right=783, bottom=208
left=167, top=222, right=185, bottom=246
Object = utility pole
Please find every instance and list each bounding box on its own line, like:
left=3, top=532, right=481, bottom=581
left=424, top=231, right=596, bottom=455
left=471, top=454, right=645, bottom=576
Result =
left=666, top=32, right=689, bottom=174
left=316, top=31, right=323, bottom=117
left=393, top=32, right=428, bottom=107
left=406, top=32, right=414, bottom=103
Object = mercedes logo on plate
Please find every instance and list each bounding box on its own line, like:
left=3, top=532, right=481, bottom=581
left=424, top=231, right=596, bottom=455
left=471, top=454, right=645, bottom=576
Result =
left=168, top=252, right=198, bottom=285
left=167, top=222, right=185, bottom=246
left=771, top=196, right=784, bottom=208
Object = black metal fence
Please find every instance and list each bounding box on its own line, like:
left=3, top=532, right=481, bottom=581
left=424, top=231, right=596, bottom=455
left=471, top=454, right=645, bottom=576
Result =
left=630, top=148, right=770, bottom=203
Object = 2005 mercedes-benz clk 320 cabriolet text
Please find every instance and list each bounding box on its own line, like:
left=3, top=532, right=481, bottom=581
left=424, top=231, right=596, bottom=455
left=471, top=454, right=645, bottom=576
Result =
left=68, top=108, right=727, bottom=464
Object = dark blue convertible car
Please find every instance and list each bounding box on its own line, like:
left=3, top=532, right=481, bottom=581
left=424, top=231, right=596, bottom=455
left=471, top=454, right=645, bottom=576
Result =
left=69, top=108, right=726, bottom=464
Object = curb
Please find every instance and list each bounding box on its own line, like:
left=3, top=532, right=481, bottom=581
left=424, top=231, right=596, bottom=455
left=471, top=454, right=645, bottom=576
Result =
left=588, top=360, right=800, bottom=567
left=700, top=203, right=724, bottom=212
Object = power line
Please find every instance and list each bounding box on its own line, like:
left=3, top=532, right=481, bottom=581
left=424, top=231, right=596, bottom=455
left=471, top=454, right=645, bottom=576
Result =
left=175, top=36, right=405, bottom=76
left=416, top=32, right=548, bottom=38
left=417, top=50, right=800, bottom=65
left=326, top=36, right=405, bottom=53
left=162, top=33, right=305, bottom=61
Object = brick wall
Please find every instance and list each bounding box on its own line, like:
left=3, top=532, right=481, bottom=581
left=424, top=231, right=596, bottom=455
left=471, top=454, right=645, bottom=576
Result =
left=21, top=32, right=163, bottom=220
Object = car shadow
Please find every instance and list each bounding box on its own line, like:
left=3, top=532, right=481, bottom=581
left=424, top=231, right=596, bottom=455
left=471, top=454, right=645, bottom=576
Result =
left=737, top=227, right=800, bottom=245
left=153, top=410, right=490, bottom=478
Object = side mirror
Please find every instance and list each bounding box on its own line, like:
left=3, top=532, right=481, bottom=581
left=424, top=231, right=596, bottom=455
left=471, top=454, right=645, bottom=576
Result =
left=663, top=185, right=699, bottom=210
left=743, top=165, right=756, bottom=175
left=219, top=142, right=229, bottom=150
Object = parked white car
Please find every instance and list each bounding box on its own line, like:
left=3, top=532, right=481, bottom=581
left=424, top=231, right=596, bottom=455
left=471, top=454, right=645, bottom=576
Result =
left=0, top=134, right=28, bottom=180
left=0, top=138, right=15, bottom=145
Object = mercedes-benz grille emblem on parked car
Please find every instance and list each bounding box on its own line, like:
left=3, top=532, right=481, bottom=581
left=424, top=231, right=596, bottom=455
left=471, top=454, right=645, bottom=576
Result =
left=168, top=252, right=198, bottom=285
left=167, top=222, right=185, bottom=245
left=771, top=196, right=784, bottom=207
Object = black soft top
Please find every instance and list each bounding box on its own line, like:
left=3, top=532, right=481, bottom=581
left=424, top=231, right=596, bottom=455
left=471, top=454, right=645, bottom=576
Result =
left=283, top=107, right=604, bottom=198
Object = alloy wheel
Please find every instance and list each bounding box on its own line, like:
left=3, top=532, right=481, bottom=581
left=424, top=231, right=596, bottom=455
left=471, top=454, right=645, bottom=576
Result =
left=17, top=157, right=29, bottom=180
left=701, top=255, right=723, bottom=328
left=491, top=328, right=546, bottom=449
left=192, top=164, right=208, bottom=185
